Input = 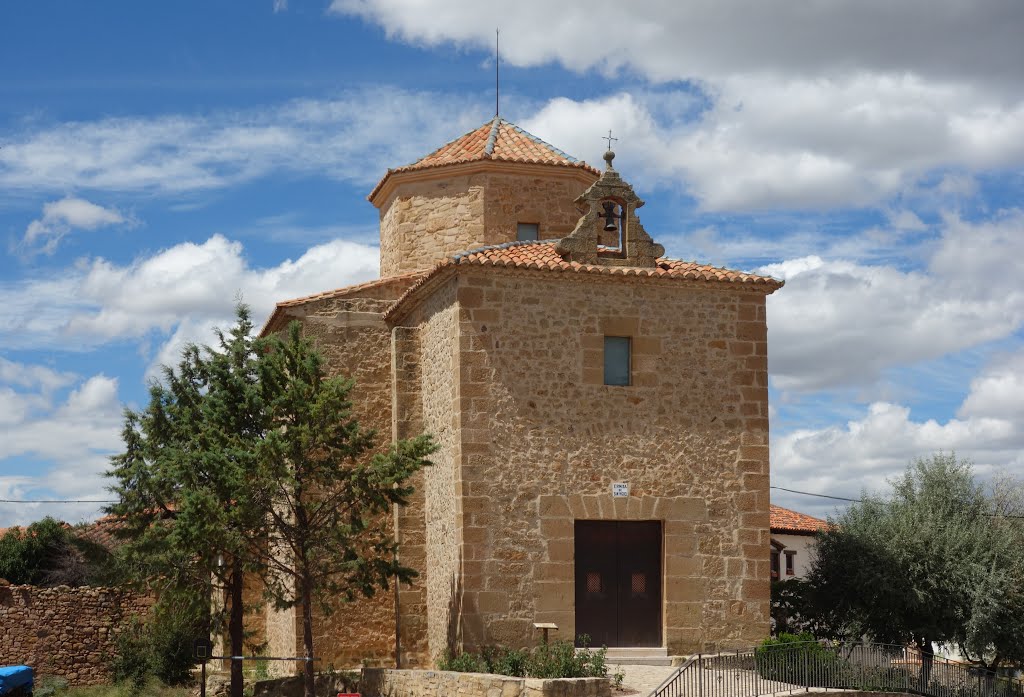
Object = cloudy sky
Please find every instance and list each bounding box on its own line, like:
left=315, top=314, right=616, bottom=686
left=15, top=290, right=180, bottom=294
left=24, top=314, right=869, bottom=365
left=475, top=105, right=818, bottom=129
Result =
left=1, top=0, right=1022, bottom=526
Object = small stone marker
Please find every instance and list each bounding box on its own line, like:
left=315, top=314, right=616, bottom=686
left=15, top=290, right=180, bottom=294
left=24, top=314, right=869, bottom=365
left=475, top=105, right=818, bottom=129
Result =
left=611, top=482, right=630, bottom=497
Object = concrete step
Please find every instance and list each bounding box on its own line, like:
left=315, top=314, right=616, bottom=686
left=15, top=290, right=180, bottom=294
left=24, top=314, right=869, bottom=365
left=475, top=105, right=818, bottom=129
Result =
left=603, top=647, right=672, bottom=666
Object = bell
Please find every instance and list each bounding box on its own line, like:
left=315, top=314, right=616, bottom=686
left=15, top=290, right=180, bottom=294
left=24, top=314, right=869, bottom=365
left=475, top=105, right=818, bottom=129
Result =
left=601, top=201, right=619, bottom=232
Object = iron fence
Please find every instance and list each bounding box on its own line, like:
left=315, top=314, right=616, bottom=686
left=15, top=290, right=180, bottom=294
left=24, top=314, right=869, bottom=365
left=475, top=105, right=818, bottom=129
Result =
left=652, top=642, right=1024, bottom=697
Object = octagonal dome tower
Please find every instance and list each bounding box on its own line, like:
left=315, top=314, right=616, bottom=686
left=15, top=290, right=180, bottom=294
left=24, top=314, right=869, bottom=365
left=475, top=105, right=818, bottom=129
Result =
left=369, top=116, right=600, bottom=278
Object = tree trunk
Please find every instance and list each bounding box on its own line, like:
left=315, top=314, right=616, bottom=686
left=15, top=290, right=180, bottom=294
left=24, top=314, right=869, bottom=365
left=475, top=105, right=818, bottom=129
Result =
left=301, top=571, right=316, bottom=697
left=229, top=562, right=245, bottom=697
left=916, top=636, right=934, bottom=690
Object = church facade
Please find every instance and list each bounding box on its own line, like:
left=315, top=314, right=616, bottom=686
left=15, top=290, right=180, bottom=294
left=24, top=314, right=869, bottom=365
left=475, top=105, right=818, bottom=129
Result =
left=258, top=116, right=783, bottom=668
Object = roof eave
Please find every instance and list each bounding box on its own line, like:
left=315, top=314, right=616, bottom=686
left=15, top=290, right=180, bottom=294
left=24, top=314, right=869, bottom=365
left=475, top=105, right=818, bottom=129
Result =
left=385, top=255, right=783, bottom=326
left=368, top=158, right=601, bottom=208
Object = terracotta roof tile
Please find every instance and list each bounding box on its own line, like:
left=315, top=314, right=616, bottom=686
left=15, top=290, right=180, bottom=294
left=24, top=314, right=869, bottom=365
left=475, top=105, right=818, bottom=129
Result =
left=369, top=117, right=600, bottom=201
left=770, top=505, right=827, bottom=534
left=275, top=271, right=427, bottom=309
left=75, top=515, right=129, bottom=551
left=260, top=271, right=428, bottom=336
left=385, top=241, right=783, bottom=322
left=449, top=241, right=780, bottom=284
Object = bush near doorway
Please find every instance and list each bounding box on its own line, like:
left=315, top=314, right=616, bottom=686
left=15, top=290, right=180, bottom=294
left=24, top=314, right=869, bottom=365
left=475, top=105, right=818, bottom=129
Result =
left=438, top=638, right=609, bottom=679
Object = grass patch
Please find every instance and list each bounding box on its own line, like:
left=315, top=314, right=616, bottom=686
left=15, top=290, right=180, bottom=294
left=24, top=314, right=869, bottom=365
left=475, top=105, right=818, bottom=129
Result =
left=34, top=675, right=191, bottom=697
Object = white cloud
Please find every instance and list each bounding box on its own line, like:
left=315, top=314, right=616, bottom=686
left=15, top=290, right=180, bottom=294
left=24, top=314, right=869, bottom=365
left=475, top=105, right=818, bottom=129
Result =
left=21, top=196, right=127, bottom=255
left=3, top=80, right=1021, bottom=212
left=0, top=89, right=482, bottom=196
left=521, top=80, right=1024, bottom=210
left=0, top=356, right=76, bottom=392
left=0, top=372, right=124, bottom=527
left=332, top=2, right=1024, bottom=212
left=762, top=210, right=1024, bottom=392
left=0, top=233, right=380, bottom=352
left=0, top=229, right=378, bottom=526
left=958, top=352, right=1024, bottom=421
left=329, top=0, right=1024, bottom=89
left=273, top=0, right=288, bottom=12
left=772, top=349, right=1024, bottom=519
left=887, top=210, right=927, bottom=231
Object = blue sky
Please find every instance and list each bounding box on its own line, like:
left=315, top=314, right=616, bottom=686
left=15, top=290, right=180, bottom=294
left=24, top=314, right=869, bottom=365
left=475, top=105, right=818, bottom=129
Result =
left=2, top=0, right=1023, bottom=526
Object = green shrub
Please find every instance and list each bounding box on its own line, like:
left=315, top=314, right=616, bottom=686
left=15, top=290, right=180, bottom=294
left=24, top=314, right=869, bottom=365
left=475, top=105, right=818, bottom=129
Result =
left=438, top=649, right=489, bottom=673
left=484, top=646, right=529, bottom=678
left=440, top=637, right=608, bottom=680
left=526, top=639, right=607, bottom=679
left=755, top=632, right=842, bottom=685
left=110, top=618, right=153, bottom=688
left=110, top=592, right=205, bottom=688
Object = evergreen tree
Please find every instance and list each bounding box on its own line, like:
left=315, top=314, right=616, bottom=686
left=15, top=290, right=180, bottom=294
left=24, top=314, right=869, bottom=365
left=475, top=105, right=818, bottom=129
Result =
left=253, top=321, right=434, bottom=697
left=107, top=305, right=269, bottom=697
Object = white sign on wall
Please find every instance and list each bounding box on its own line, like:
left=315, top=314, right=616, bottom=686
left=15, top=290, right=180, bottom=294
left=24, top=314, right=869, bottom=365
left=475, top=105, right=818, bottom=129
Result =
left=611, top=482, right=630, bottom=498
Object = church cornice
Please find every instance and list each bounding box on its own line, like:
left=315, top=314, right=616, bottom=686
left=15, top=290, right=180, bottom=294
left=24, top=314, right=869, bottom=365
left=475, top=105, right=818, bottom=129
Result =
left=384, top=242, right=783, bottom=325
left=368, top=158, right=599, bottom=208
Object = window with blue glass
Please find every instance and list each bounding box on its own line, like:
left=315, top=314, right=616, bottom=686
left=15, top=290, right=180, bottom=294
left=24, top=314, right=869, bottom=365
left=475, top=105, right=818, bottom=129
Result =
left=604, top=336, right=631, bottom=386
left=517, top=222, right=539, bottom=241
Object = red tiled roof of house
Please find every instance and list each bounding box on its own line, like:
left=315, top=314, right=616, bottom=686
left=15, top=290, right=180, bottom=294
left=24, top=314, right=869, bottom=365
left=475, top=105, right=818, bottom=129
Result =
left=75, top=514, right=129, bottom=550
left=368, top=117, right=600, bottom=201
left=770, top=505, right=827, bottom=534
left=385, top=240, right=783, bottom=322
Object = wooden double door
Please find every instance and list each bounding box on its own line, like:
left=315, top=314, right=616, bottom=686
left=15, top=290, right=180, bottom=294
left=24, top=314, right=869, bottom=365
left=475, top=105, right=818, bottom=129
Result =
left=574, top=520, right=662, bottom=647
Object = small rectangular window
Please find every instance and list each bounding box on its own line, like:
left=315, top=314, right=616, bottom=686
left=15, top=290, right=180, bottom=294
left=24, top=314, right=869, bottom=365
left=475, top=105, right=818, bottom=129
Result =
left=604, top=336, right=631, bottom=386
left=517, top=222, right=539, bottom=241
left=785, top=551, right=796, bottom=575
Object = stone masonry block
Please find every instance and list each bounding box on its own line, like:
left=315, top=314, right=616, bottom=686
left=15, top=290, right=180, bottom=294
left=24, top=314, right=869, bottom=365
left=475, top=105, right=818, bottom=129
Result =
left=538, top=495, right=571, bottom=519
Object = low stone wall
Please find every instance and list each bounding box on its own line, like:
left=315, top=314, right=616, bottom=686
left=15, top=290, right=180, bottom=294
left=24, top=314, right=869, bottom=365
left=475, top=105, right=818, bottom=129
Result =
left=252, top=671, right=360, bottom=697
left=360, top=668, right=609, bottom=697
left=0, top=584, right=152, bottom=686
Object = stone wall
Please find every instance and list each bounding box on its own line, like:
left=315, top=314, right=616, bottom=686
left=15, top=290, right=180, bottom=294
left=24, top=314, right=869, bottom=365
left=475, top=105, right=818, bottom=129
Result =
left=258, top=277, right=423, bottom=673
left=410, top=277, right=464, bottom=664
left=391, top=325, right=431, bottom=667
left=360, top=668, right=610, bottom=697
left=446, top=268, right=772, bottom=654
left=0, top=584, right=153, bottom=686
left=376, top=167, right=595, bottom=278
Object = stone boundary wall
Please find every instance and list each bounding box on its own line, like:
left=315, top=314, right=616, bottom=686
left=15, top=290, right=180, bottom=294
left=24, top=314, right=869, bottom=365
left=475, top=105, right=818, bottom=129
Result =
left=0, top=584, right=153, bottom=686
left=361, top=668, right=610, bottom=697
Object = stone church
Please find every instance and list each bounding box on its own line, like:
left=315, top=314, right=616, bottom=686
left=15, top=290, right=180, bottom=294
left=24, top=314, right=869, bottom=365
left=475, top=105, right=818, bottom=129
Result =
left=257, top=116, right=783, bottom=669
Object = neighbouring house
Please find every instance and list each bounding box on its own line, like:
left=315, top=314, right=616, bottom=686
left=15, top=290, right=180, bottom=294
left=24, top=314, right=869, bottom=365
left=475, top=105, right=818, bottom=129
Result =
left=255, top=117, right=784, bottom=669
left=769, top=505, right=827, bottom=580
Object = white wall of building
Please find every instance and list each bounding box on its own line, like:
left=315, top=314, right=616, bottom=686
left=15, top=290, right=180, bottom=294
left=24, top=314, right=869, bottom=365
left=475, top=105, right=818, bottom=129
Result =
left=772, top=532, right=817, bottom=579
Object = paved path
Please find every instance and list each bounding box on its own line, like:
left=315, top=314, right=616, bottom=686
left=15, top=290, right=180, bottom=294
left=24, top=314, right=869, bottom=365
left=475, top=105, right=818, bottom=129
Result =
left=611, top=663, right=678, bottom=696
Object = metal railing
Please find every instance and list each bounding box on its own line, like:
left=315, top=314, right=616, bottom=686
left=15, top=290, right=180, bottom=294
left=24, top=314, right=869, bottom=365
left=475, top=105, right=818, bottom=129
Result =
left=651, top=642, right=1024, bottom=697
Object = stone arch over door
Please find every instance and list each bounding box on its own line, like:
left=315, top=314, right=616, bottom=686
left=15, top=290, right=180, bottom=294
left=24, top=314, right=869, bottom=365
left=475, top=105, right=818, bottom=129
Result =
left=533, top=494, right=705, bottom=650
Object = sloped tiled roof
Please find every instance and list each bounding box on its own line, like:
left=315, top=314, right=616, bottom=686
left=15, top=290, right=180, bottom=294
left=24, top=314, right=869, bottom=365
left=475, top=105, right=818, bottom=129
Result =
left=368, top=117, right=600, bottom=201
left=770, top=505, right=827, bottom=534
left=385, top=240, right=783, bottom=322
left=75, top=515, right=129, bottom=551
left=274, top=271, right=426, bottom=310
left=260, top=271, right=427, bottom=336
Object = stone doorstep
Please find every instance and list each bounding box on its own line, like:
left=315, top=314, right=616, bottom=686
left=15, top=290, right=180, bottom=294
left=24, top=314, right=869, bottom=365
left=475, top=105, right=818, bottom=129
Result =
left=603, top=647, right=672, bottom=666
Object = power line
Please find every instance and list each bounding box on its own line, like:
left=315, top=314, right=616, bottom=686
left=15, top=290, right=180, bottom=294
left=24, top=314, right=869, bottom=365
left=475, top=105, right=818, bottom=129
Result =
left=772, top=485, right=1024, bottom=519
left=771, top=485, right=861, bottom=503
